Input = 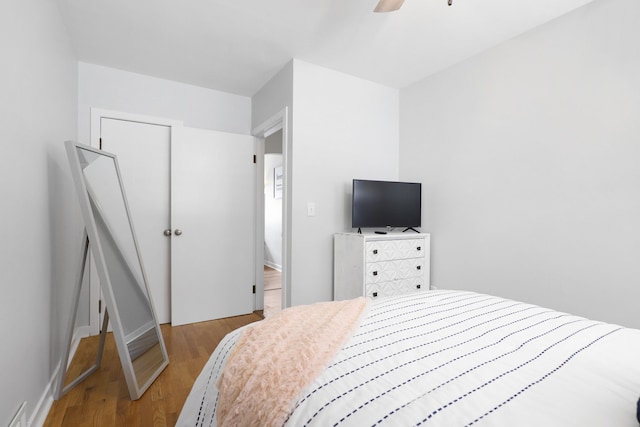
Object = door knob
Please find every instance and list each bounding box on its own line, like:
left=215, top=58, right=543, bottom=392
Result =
left=174, top=229, right=183, bottom=236
left=163, top=229, right=172, bottom=236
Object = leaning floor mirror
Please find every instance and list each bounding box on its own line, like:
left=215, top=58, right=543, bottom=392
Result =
left=61, top=140, right=168, bottom=400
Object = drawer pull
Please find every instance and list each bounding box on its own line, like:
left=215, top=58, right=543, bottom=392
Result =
left=373, top=249, right=378, bottom=255
left=373, top=271, right=378, bottom=276
left=416, top=284, right=421, bottom=289
left=417, top=246, right=422, bottom=251
left=373, top=292, right=378, bottom=297
left=416, top=265, right=421, bottom=270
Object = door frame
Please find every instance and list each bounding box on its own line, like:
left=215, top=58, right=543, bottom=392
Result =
left=88, top=108, right=183, bottom=334
left=252, top=107, right=291, bottom=310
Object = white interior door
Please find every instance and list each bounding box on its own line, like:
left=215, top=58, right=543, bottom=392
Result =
left=171, top=127, right=255, bottom=326
left=100, top=118, right=172, bottom=324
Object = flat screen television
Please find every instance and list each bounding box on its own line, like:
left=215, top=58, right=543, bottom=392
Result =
left=352, top=179, right=421, bottom=231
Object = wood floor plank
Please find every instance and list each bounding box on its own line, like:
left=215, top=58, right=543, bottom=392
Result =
left=263, top=266, right=282, bottom=317
left=45, top=312, right=262, bottom=426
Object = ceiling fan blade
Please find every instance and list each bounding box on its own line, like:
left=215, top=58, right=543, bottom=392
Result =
left=374, top=0, right=405, bottom=13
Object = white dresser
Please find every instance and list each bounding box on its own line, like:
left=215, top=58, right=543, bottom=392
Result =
left=334, top=232, right=430, bottom=301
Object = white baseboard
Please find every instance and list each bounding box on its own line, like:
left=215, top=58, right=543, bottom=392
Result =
left=31, top=325, right=92, bottom=426
left=30, top=365, right=57, bottom=427
left=9, top=402, right=27, bottom=427
left=68, top=326, right=91, bottom=368
left=264, top=260, right=282, bottom=271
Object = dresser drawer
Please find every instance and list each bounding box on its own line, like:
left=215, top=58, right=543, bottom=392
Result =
left=334, top=232, right=430, bottom=301
left=365, top=238, right=425, bottom=262
left=365, top=258, right=425, bottom=283
left=365, top=278, right=426, bottom=298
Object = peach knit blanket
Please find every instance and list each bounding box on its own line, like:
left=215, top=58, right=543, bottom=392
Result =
left=216, top=297, right=369, bottom=427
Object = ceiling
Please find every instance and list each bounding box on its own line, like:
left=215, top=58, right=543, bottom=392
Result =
left=56, top=0, right=594, bottom=97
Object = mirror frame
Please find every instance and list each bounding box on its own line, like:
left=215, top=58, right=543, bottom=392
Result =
left=63, top=140, right=168, bottom=400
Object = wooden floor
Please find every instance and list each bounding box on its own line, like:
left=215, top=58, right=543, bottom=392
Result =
left=263, top=266, right=282, bottom=318
left=45, top=313, right=263, bottom=426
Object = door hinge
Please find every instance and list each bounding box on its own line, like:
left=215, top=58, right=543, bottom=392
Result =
left=98, top=299, right=102, bottom=314
left=252, top=285, right=256, bottom=294
left=253, top=154, right=256, bottom=164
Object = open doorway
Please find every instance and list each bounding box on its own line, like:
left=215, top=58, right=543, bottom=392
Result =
left=252, top=107, right=290, bottom=317
left=263, top=129, right=283, bottom=317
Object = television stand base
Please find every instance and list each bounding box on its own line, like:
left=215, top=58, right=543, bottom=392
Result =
left=403, top=227, right=420, bottom=233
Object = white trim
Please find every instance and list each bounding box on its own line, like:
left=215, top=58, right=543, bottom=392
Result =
left=36, top=324, right=90, bottom=427
left=263, top=260, right=282, bottom=271
left=253, top=136, right=265, bottom=310
left=252, top=107, right=290, bottom=309
left=252, top=110, right=285, bottom=139
left=90, top=109, right=183, bottom=148
left=263, top=122, right=282, bottom=139
left=124, top=320, right=156, bottom=344
left=8, top=402, right=26, bottom=427
left=68, top=326, right=92, bottom=369
left=31, top=365, right=59, bottom=427
left=88, top=108, right=184, bottom=335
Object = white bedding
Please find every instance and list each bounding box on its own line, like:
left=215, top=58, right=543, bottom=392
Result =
left=177, top=290, right=640, bottom=426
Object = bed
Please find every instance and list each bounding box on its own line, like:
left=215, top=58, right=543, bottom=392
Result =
left=177, top=290, right=640, bottom=426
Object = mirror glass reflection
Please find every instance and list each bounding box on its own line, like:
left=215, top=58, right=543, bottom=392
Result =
left=78, top=148, right=155, bottom=336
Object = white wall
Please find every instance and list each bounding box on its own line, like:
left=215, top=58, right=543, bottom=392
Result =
left=0, top=0, right=79, bottom=425
left=252, top=61, right=294, bottom=132
left=291, top=60, right=399, bottom=305
left=400, top=0, right=640, bottom=328
left=78, top=62, right=252, bottom=144
left=252, top=59, right=399, bottom=307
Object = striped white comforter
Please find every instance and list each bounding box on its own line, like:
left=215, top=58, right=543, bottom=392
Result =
left=178, top=290, right=640, bottom=426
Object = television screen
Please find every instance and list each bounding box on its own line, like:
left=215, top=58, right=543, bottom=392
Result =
left=352, top=179, right=421, bottom=229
